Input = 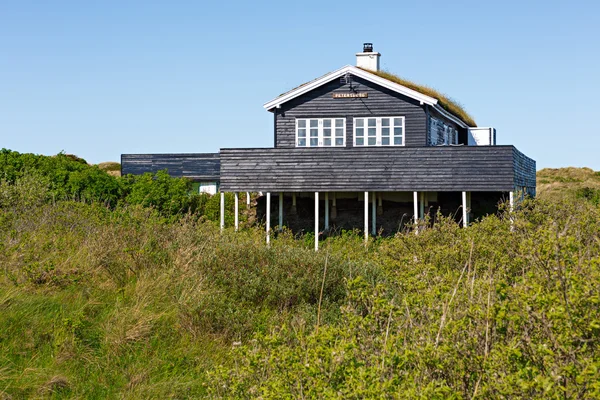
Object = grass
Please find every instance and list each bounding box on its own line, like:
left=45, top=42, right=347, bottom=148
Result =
left=97, top=162, right=121, bottom=177
left=537, top=166, right=600, bottom=201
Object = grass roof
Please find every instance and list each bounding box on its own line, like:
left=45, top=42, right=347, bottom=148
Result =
left=359, top=68, right=477, bottom=127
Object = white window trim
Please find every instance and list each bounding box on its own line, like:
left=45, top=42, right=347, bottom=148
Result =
left=295, top=118, right=346, bottom=148
left=353, top=116, right=405, bottom=147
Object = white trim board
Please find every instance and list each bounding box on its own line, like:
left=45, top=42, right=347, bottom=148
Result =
left=263, top=65, right=440, bottom=113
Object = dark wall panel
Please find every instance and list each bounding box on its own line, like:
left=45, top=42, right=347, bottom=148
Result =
left=121, top=153, right=220, bottom=181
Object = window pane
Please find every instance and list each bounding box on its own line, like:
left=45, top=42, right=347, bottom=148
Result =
left=323, top=119, right=331, bottom=128
left=356, top=128, right=364, bottom=137
left=310, top=128, right=318, bottom=137
left=394, top=118, right=403, bottom=126
left=298, top=138, right=306, bottom=146
left=298, top=120, right=306, bottom=128
left=310, top=119, right=318, bottom=128
left=298, top=128, right=306, bottom=137
left=335, top=119, right=344, bottom=127
left=335, top=128, right=344, bottom=137
left=382, top=137, right=390, bottom=145
left=356, top=138, right=364, bottom=146
left=323, top=128, right=331, bottom=137
left=382, top=127, right=390, bottom=136
left=368, top=127, right=376, bottom=136
left=335, top=138, right=344, bottom=146
left=356, top=119, right=364, bottom=127
left=368, top=137, right=376, bottom=146
left=394, top=136, right=403, bottom=145
left=394, top=127, right=403, bottom=136
left=368, top=118, right=376, bottom=127
left=310, top=138, right=318, bottom=146
left=382, top=118, right=390, bottom=127
left=324, top=138, right=331, bottom=146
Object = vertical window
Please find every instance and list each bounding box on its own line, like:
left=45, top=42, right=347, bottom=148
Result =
left=353, top=117, right=404, bottom=146
left=296, top=118, right=346, bottom=147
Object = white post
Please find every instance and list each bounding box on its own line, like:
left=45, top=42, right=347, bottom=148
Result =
left=266, top=193, right=271, bottom=245
left=509, top=191, right=515, bottom=231
left=234, top=192, right=239, bottom=231
left=246, top=192, right=250, bottom=207
left=462, top=191, right=468, bottom=228
left=371, top=192, right=376, bottom=235
left=413, top=191, right=418, bottom=232
left=419, top=192, right=425, bottom=219
left=364, top=191, right=369, bottom=244
left=279, top=192, right=283, bottom=229
left=314, top=192, right=319, bottom=251
left=324, top=192, right=329, bottom=230
left=220, top=192, right=225, bottom=231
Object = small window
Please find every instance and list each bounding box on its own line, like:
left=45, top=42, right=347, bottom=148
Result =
left=353, top=117, right=404, bottom=146
left=296, top=118, right=346, bottom=147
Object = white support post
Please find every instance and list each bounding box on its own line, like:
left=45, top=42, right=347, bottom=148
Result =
left=462, top=191, right=468, bottom=228
left=372, top=192, right=376, bottom=235
left=419, top=192, right=425, bottom=220
left=413, top=191, right=418, bottom=233
left=234, top=193, right=239, bottom=231
left=278, top=192, right=283, bottom=229
left=246, top=192, right=250, bottom=207
left=220, top=192, right=225, bottom=231
left=364, top=191, right=369, bottom=244
left=314, top=192, right=319, bottom=251
left=266, top=193, right=271, bottom=245
left=324, top=192, right=329, bottom=230
left=331, top=192, right=337, bottom=220
left=509, top=191, right=515, bottom=231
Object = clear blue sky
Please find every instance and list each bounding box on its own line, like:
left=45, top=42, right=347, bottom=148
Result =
left=1, top=0, right=598, bottom=169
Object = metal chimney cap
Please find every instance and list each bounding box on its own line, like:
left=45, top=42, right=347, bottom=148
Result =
left=363, top=43, right=373, bottom=52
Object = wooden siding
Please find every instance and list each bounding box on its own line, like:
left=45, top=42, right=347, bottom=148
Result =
left=513, top=147, right=537, bottom=194
left=220, top=146, right=535, bottom=192
left=275, top=76, right=427, bottom=149
left=121, top=153, right=220, bottom=181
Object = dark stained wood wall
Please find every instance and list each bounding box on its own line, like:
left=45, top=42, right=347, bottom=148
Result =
left=219, top=146, right=536, bottom=192
left=121, top=153, right=220, bottom=181
left=275, top=76, right=427, bottom=148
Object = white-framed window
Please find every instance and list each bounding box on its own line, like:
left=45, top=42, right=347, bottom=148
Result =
left=429, top=116, right=459, bottom=146
left=353, top=117, right=404, bottom=146
left=296, top=118, right=345, bottom=147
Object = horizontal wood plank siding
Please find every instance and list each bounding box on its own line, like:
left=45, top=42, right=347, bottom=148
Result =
left=121, top=153, right=220, bottom=181
left=220, top=146, right=527, bottom=192
left=276, top=76, right=427, bottom=148
left=513, top=147, right=536, bottom=192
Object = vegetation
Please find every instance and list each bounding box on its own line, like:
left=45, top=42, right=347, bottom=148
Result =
left=359, top=68, right=477, bottom=127
left=0, top=154, right=599, bottom=398
left=537, top=167, right=600, bottom=203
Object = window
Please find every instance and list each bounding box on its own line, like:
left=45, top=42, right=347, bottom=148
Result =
left=354, top=117, right=404, bottom=146
left=296, top=118, right=345, bottom=147
left=429, top=117, right=459, bottom=146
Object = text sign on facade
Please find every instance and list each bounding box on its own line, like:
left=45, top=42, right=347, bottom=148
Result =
left=332, top=93, right=368, bottom=99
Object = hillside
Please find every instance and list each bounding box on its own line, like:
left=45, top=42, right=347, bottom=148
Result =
left=1, top=156, right=599, bottom=398
left=537, top=166, right=600, bottom=201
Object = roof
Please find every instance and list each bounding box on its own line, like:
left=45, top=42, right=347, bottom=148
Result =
left=263, top=65, right=476, bottom=128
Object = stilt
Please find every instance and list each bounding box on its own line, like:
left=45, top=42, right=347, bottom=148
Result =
left=234, top=192, right=239, bottom=231
left=364, top=191, right=369, bottom=244
left=220, top=192, right=225, bottom=231
left=377, top=193, right=383, bottom=216
left=266, top=193, right=271, bottom=245
left=315, top=192, right=319, bottom=251
left=509, top=191, right=515, bottom=231
left=413, top=191, right=418, bottom=233
left=291, top=193, right=297, bottom=214
left=419, top=192, right=425, bottom=219
left=462, top=191, right=468, bottom=228
left=324, top=192, right=329, bottom=230
left=278, top=192, right=283, bottom=229
left=372, top=192, right=376, bottom=235
left=331, top=193, right=337, bottom=220
left=246, top=192, right=250, bottom=207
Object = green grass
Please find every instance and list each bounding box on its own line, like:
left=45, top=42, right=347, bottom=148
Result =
left=537, top=167, right=600, bottom=201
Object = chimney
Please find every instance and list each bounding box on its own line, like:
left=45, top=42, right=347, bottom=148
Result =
left=356, top=43, right=381, bottom=72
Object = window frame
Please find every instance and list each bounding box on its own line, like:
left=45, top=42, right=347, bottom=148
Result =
left=295, top=118, right=346, bottom=148
left=353, top=116, right=405, bottom=147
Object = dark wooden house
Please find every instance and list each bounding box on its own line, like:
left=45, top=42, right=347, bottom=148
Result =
left=122, top=44, right=536, bottom=248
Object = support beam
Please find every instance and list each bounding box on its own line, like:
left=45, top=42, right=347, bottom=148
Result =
left=462, top=191, right=468, bottom=228
left=509, top=191, right=515, bottom=231
left=331, top=193, right=337, bottom=220
left=324, top=192, right=329, bottom=230
left=372, top=192, right=376, bottom=235
left=291, top=193, right=297, bottom=214
left=364, top=191, right=369, bottom=244
left=246, top=192, right=250, bottom=207
left=278, top=192, right=283, bottom=229
left=220, top=192, right=225, bottom=231
left=377, top=193, right=383, bottom=216
left=266, top=193, right=271, bottom=245
left=419, top=192, right=425, bottom=219
left=314, top=192, right=319, bottom=251
left=234, top=192, right=239, bottom=231
left=413, top=191, right=418, bottom=232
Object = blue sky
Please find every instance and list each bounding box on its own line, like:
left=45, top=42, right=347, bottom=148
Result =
left=1, top=0, right=598, bottom=169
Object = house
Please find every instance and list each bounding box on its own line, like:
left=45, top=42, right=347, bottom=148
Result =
left=122, top=44, right=536, bottom=248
